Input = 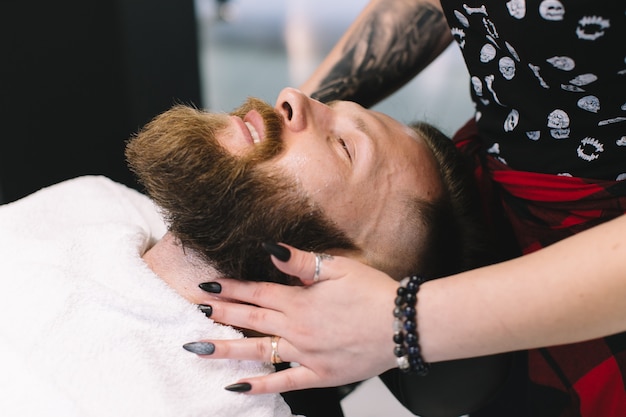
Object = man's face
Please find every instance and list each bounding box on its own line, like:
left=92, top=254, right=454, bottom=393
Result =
left=127, top=88, right=443, bottom=280
left=221, top=88, right=443, bottom=272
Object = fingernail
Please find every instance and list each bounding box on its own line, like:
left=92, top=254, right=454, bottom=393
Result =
left=198, top=304, right=213, bottom=318
left=183, top=342, right=215, bottom=355
left=199, top=282, right=222, bottom=294
left=262, top=242, right=291, bottom=262
left=224, top=382, right=252, bottom=392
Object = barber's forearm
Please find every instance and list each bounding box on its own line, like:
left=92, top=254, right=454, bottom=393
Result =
left=300, top=0, right=452, bottom=107
left=420, top=214, right=626, bottom=363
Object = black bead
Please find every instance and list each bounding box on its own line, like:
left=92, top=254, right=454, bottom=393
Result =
left=406, top=280, right=419, bottom=293
left=393, top=332, right=404, bottom=344
left=408, top=345, right=422, bottom=356
left=394, top=345, right=407, bottom=357
left=405, top=293, right=417, bottom=305
left=404, top=320, right=416, bottom=332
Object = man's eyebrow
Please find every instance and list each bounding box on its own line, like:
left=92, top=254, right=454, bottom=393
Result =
left=355, top=117, right=370, bottom=137
left=327, top=100, right=373, bottom=138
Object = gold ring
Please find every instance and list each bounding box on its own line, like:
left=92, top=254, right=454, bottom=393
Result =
left=270, top=335, right=283, bottom=364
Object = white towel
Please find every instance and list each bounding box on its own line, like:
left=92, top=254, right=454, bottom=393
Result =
left=0, top=176, right=299, bottom=417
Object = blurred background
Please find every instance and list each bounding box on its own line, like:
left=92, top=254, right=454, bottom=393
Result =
left=197, top=0, right=473, bottom=133
left=1, top=0, right=472, bottom=205
left=1, top=2, right=471, bottom=414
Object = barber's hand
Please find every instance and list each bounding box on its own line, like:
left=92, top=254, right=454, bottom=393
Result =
left=187, top=243, right=399, bottom=394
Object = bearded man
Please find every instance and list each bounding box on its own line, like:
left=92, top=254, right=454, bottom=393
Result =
left=0, top=88, right=495, bottom=417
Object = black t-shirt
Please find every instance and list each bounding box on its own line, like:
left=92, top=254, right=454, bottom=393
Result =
left=441, top=0, right=625, bottom=180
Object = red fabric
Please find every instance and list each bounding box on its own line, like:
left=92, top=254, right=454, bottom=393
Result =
left=485, top=154, right=626, bottom=254
left=575, top=357, right=626, bottom=417
left=453, top=118, right=626, bottom=417
left=491, top=170, right=605, bottom=202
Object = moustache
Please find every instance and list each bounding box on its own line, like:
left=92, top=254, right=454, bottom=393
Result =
left=228, top=97, right=285, bottom=163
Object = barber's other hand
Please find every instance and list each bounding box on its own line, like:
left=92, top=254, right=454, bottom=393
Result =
left=188, top=243, right=399, bottom=394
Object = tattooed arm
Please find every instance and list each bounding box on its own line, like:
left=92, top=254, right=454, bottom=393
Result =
left=300, top=0, right=452, bottom=107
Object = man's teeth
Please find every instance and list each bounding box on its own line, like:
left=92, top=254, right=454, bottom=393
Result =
left=245, top=121, right=261, bottom=144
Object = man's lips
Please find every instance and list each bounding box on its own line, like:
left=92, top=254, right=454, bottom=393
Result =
left=228, top=109, right=268, bottom=153
left=245, top=121, right=261, bottom=144
left=243, top=110, right=266, bottom=145
left=230, top=115, right=254, bottom=146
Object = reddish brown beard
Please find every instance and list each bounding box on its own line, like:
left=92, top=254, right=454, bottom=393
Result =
left=126, top=99, right=355, bottom=284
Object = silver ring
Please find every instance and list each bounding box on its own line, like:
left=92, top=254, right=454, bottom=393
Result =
left=270, top=336, right=283, bottom=364
left=313, top=252, right=333, bottom=283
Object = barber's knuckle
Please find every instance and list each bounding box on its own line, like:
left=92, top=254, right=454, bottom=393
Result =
left=291, top=324, right=308, bottom=341
left=250, top=282, right=271, bottom=301
left=282, top=372, right=299, bottom=391
left=247, top=307, right=268, bottom=325
left=256, top=338, right=270, bottom=358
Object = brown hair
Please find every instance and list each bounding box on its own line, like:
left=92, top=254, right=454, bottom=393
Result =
left=405, top=122, right=491, bottom=279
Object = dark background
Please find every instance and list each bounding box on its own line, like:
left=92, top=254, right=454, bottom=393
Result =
left=0, top=0, right=202, bottom=203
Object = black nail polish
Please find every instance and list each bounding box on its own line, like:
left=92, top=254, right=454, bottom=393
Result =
left=199, top=282, right=222, bottom=294
left=183, top=342, right=215, bottom=355
left=262, top=242, right=291, bottom=262
left=224, top=382, right=252, bottom=393
left=198, top=304, right=213, bottom=318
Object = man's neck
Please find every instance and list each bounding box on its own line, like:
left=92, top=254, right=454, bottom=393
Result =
left=142, top=232, right=221, bottom=305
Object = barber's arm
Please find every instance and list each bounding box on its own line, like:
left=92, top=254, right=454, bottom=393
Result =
left=189, top=214, right=626, bottom=393
left=300, top=0, right=452, bottom=107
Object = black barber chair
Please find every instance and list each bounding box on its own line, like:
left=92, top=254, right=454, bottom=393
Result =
left=0, top=0, right=202, bottom=203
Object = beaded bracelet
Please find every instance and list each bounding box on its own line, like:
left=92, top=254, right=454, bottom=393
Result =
left=393, top=275, right=430, bottom=376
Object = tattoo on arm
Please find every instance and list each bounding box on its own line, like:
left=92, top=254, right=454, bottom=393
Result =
left=311, top=1, right=450, bottom=107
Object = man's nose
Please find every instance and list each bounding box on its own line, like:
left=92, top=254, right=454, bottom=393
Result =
left=275, top=87, right=330, bottom=133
